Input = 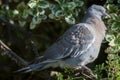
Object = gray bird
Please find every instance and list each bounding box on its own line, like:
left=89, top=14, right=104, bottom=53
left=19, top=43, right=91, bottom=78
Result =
left=17, top=4, right=109, bottom=78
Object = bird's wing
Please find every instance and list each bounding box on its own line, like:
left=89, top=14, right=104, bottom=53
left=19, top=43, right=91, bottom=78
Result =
left=43, top=23, right=95, bottom=60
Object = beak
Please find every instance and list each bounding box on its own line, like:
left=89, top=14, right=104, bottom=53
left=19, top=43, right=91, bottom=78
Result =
left=104, top=12, right=111, bottom=18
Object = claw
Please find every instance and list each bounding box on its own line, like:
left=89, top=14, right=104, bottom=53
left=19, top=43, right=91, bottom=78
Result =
left=81, top=66, right=97, bottom=79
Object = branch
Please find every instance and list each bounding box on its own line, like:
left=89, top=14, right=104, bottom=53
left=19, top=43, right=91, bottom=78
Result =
left=0, top=40, right=28, bottom=66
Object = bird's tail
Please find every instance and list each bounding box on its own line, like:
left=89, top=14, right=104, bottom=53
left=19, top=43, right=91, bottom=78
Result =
left=16, top=62, right=49, bottom=73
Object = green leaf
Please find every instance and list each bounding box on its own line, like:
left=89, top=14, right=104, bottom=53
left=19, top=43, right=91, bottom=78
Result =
left=65, top=14, right=75, bottom=24
left=28, top=0, right=37, bottom=8
left=62, top=2, right=76, bottom=10
left=37, top=8, right=45, bottom=15
left=106, top=4, right=118, bottom=13
left=22, top=9, right=29, bottom=19
left=67, top=2, right=76, bottom=10
left=32, top=15, right=41, bottom=24
left=38, top=1, right=49, bottom=9
left=105, top=34, right=115, bottom=42
left=55, top=10, right=64, bottom=17
left=19, top=21, right=26, bottom=27
left=0, top=10, right=6, bottom=16
left=9, top=10, right=19, bottom=18
left=29, top=8, right=37, bottom=16
left=111, top=22, right=120, bottom=31
left=8, top=10, right=15, bottom=18
left=117, top=76, right=120, bottom=80
left=39, top=15, right=47, bottom=20
left=30, top=23, right=36, bottom=29
left=17, top=2, right=28, bottom=10
left=115, top=34, right=120, bottom=45
left=48, top=13, right=55, bottom=19
left=13, top=10, right=19, bottom=15
left=74, top=0, right=84, bottom=7
left=57, top=72, right=63, bottom=80
left=55, top=0, right=65, bottom=4
left=30, top=22, right=36, bottom=30
left=110, top=13, right=118, bottom=20
left=50, top=5, right=61, bottom=15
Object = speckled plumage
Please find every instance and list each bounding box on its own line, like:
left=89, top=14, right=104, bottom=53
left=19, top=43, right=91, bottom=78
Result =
left=17, top=5, right=108, bottom=73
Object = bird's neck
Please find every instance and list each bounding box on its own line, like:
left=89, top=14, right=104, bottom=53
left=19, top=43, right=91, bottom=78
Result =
left=81, top=13, right=102, bottom=23
left=81, top=13, right=106, bottom=39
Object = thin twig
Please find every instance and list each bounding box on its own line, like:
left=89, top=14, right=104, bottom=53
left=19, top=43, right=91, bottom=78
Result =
left=0, top=40, right=28, bottom=66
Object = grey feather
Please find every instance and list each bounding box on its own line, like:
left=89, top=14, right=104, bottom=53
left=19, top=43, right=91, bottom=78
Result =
left=43, top=23, right=94, bottom=59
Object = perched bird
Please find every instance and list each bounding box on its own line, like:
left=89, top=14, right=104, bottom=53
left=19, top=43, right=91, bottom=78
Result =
left=17, top=4, right=109, bottom=78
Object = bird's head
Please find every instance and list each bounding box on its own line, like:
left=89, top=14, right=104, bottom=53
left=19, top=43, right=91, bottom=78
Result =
left=87, top=5, right=110, bottom=19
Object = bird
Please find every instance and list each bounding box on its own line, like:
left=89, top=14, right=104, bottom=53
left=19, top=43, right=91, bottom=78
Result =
left=17, top=4, right=109, bottom=78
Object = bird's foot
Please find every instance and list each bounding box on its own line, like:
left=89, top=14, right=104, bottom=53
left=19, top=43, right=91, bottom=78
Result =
left=81, top=66, right=97, bottom=79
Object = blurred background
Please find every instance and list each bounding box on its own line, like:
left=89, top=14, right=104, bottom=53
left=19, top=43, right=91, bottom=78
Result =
left=0, top=0, right=120, bottom=80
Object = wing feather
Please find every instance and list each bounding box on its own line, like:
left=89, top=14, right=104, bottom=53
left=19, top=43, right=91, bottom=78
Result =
left=43, top=23, right=95, bottom=59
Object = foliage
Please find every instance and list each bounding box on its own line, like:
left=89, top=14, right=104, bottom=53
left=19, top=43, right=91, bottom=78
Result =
left=93, top=54, right=120, bottom=80
left=0, top=0, right=84, bottom=29
left=105, top=0, right=120, bottom=54
left=107, top=54, right=120, bottom=80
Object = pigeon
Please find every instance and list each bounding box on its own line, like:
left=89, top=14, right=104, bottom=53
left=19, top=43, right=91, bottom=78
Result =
left=17, top=4, right=109, bottom=78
